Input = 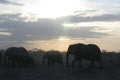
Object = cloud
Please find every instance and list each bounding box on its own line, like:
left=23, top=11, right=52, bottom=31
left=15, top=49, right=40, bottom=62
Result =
left=60, top=12, right=120, bottom=23
left=0, top=32, right=11, bottom=36
left=64, top=27, right=109, bottom=39
left=0, top=13, right=110, bottom=44
left=0, top=13, right=25, bottom=22
left=0, top=13, right=64, bottom=41
left=0, top=0, right=24, bottom=6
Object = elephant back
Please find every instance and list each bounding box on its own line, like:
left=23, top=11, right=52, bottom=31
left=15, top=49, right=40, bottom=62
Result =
left=5, top=47, right=29, bottom=60
left=67, top=43, right=85, bottom=55
left=50, top=51, right=63, bottom=62
left=43, top=50, right=63, bottom=66
left=15, top=47, right=28, bottom=57
left=86, top=44, right=101, bottom=54
left=5, top=47, right=16, bottom=56
left=85, top=44, right=101, bottom=59
left=43, top=51, right=52, bottom=59
left=76, top=44, right=101, bottom=59
left=44, top=50, right=63, bottom=60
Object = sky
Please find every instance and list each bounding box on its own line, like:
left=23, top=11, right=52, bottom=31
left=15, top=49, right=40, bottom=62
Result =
left=0, top=0, right=120, bottom=52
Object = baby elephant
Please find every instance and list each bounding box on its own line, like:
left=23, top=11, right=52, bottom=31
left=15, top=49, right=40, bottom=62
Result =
left=42, top=50, right=63, bottom=67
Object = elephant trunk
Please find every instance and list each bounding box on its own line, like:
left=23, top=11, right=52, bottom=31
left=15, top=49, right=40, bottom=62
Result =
left=66, top=51, right=70, bottom=67
left=4, top=53, right=8, bottom=65
left=4, top=55, right=6, bottom=64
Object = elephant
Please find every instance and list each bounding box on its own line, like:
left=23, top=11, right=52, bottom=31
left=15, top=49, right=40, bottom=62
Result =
left=66, top=43, right=103, bottom=68
left=4, top=47, right=29, bottom=67
left=42, top=50, right=63, bottom=67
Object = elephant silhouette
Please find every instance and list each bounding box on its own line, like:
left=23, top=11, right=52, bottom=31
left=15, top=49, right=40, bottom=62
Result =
left=4, top=47, right=29, bottom=67
left=42, top=50, right=63, bottom=67
left=66, top=43, right=103, bottom=68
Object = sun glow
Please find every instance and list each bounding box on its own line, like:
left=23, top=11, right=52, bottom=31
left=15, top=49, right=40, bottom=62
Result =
left=0, top=32, right=11, bottom=36
left=22, top=0, right=88, bottom=18
left=58, top=36, right=70, bottom=41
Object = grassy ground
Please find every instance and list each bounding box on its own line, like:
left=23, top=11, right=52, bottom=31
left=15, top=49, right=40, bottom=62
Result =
left=0, top=52, right=120, bottom=80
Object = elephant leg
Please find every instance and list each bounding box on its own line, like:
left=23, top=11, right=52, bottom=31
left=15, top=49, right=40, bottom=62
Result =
left=97, top=57, right=104, bottom=69
left=4, top=59, right=6, bottom=65
left=61, top=61, right=63, bottom=66
left=52, top=61, right=54, bottom=67
left=99, top=61, right=103, bottom=69
left=18, top=60, right=22, bottom=67
left=71, top=56, right=78, bottom=67
left=5, top=56, right=9, bottom=66
left=30, top=61, right=34, bottom=67
left=25, top=59, right=29, bottom=67
left=11, top=59, right=15, bottom=67
left=7, top=57, right=10, bottom=66
left=48, top=59, right=51, bottom=67
left=90, top=60, right=94, bottom=68
left=7, top=59, right=10, bottom=66
left=4, top=58, right=7, bottom=65
left=24, top=59, right=29, bottom=67
left=20, top=60, right=24, bottom=67
left=30, top=59, right=34, bottom=66
left=42, top=59, right=45, bottom=65
left=78, top=58, right=82, bottom=67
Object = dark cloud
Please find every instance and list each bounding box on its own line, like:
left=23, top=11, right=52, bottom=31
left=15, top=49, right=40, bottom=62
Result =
left=65, top=27, right=109, bottom=39
left=74, top=10, right=97, bottom=16
left=0, top=13, right=64, bottom=42
left=0, top=0, right=24, bottom=6
left=60, top=13, right=120, bottom=23
left=0, top=13, right=110, bottom=44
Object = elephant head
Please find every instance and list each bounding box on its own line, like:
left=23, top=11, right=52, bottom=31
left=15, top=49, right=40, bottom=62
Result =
left=66, top=43, right=85, bottom=67
left=66, top=43, right=103, bottom=68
